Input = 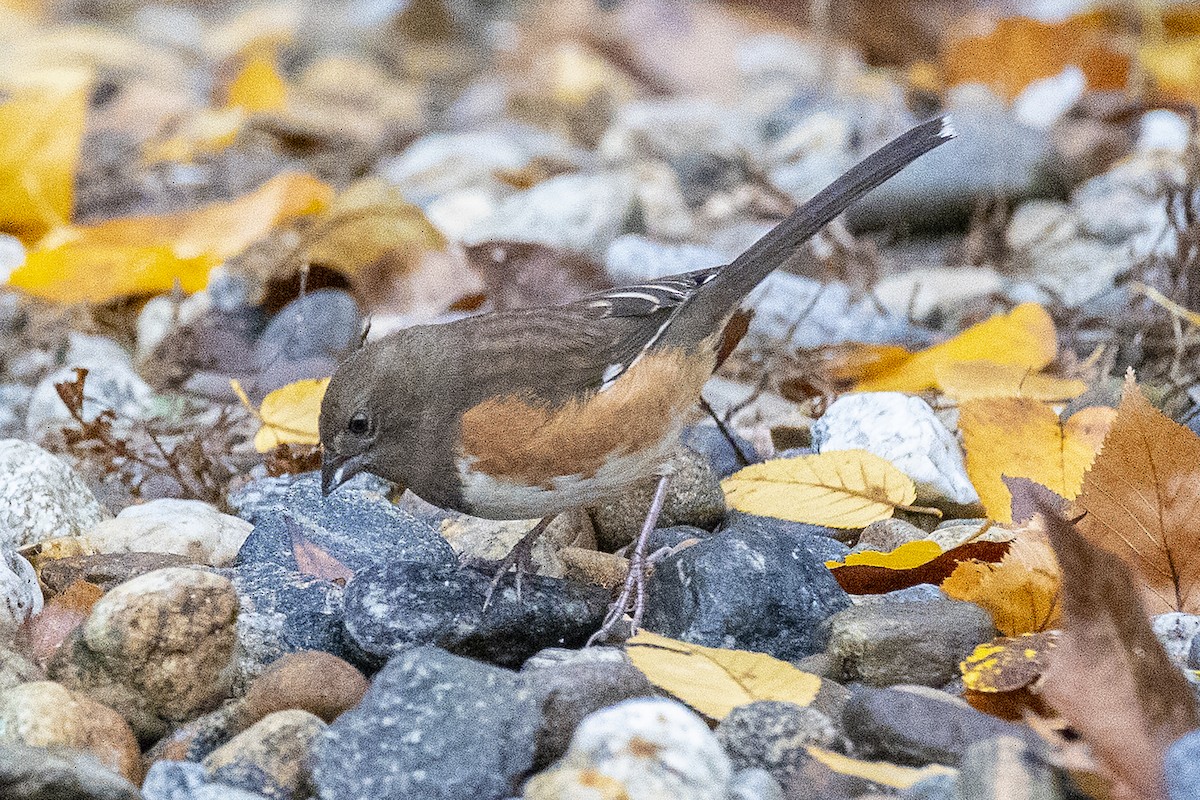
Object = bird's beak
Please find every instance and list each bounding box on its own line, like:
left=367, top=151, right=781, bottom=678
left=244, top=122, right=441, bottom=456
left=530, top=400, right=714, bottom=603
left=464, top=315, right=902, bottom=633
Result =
left=321, top=452, right=366, bottom=496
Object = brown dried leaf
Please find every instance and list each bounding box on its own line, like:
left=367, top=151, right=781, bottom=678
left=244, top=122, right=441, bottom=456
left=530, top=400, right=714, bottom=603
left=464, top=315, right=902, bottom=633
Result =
left=1075, top=373, right=1200, bottom=613
left=288, top=521, right=354, bottom=586
left=1015, top=480, right=1199, bottom=800
left=829, top=540, right=1010, bottom=594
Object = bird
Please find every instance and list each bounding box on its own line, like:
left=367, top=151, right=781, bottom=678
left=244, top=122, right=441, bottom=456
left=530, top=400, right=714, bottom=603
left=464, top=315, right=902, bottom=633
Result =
left=319, top=115, right=955, bottom=642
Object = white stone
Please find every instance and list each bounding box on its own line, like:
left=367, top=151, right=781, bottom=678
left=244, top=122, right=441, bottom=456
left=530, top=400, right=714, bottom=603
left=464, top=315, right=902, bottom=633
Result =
left=604, top=235, right=723, bottom=285
left=80, top=499, right=252, bottom=567
left=1153, top=612, right=1200, bottom=666
left=746, top=272, right=911, bottom=349
left=1013, top=66, right=1084, bottom=129
left=1138, top=110, right=1191, bottom=154
left=874, top=267, right=1006, bottom=321
left=812, top=393, right=980, bottom=506
left=0, top=234, right=25, bottom=283
left=135, top=291, right=211, bottom=361
left=532, top=698, right=731, bottom=800
left=0, top=439, right=106, bottom=548
left=0, top=548, right=42, bottom=641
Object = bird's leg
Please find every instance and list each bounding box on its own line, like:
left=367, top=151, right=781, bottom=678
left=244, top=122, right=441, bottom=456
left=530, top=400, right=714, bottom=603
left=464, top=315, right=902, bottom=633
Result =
left=482, top=515, right=554, bottom=612
left=587, top=473, right=671, bottom=646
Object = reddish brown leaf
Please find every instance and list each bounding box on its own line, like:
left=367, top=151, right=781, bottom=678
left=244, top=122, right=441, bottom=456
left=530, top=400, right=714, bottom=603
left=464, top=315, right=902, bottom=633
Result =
left=1016, top=480, right=1199, bottom=800
left=830, top=540, right=1010, bottom=594
left=289, top=521, right=354, bottom=585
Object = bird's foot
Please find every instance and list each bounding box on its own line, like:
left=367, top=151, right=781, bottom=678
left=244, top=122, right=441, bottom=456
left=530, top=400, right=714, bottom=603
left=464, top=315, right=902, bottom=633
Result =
left=478, top=516, right=554, bottom=612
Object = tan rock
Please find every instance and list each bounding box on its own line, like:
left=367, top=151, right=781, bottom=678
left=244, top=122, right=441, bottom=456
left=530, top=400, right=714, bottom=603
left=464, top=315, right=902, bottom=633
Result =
left=240, top=651, right=368, bottom=728
left=204, top=709, right=327, bottom=800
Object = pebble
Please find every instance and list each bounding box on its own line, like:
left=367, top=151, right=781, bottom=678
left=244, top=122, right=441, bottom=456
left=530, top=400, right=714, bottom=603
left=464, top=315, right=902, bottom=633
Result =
left=745, top=272, right=915, bottom=349
left=143, top=759, right=272, bottom=800
left=728, top=767, right=785, bottom=800
left=239, top=651, right=368, bottom=727
left=0, top=742, right=142, bottom=800
left=644, top=524, right=850, bottom=660
left=438, top=514, right=578, bottom=579
left=589, top=448, right=726, bottom=552
left=1153, top=612, right=1200, bottom=667
left=681, top=424, right=761, bottom=480
left=0, top=547, right=41, bottom=639
left=957, top=735, right=1062, bottom=799
left=716, top=701, right=840, bottom=783
left=144, top=702, right=243, bottom=766
left=0, top=680, right=141, bottom=783
left=311, top=646, right=539, bottom=800
left=873, top=267, right=1007, bottom=324
left=854, top=518, right=928, bottom=553
left=40, top=552, right=194, bottom=596
left=0, top=439, right=106, bottom=549
left=135, top=291, right=211, bottom=362
left=923, top=519, right=1007, bottom=550
left=825, top=601, right=995, bottom=687
left=253, top=290, right=361, bottom=390
left=598, top=98, right=762, bottom=165
left=204, top=709, right=326, bottom=800
left=0, top=645, right=42, bottom=690
left=524, top=697, right=731, bottom=800
left=842, top=686, right=1032, bottom=766
left=73, top=499, right=252, bottom=567
left=1167, top=729, right=1200, bottom=800
left=462, top=172, right=637, bottom=258
left=722, top=512, right=852, bottom=554
left=812, top=393, right=980, bottom=507
left=49, top=567, right=239, bottom=742
left=343, top=557, right=608, bottom=668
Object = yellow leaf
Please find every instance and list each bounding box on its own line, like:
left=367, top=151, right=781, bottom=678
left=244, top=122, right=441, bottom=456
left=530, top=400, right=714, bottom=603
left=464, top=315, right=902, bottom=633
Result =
left=936, top=360, right=1087, bottom=402
left=827, top=540, right=944, bottom=569
left=9, top=172, right=332, bottom=303
left=959, top=399, right=1111, bottom=522
left=0, top=68, right=88, bottom=241
left=234, top=377, right=330, bottom=452
left=143, top=108, right=245, bottom=164
left=305, top=178, right=447, bottom=276
left=853, top=303, right=1057, bottom=393
left=625, top=631, right=820, bottom=720
left=225, top=47, right=287, bottom=112
left=960, top=631, right=1059, bottom=693
left=805, top=747, right=957, bottom=790
left=941, top=535, right=1062, bottom=635
left=722, top=450, right=919, bottom=529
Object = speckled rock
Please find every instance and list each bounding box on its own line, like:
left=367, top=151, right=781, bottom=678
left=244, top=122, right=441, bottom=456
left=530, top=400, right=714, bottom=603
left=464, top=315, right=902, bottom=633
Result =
left=0, top=547, right=41, bottom=639
left=1153, top=612, right=1200, bottom=667
left=589, top=448, right=726, bottom=552
left=812, top=393, right=979, bottom=507
left=143, top=758, right=272, bottom=800
left=1166, top=729, right=1200, bottom=800
left=0, top=742, right=142, bottom=800
left=825, top=601, right=995, bottom=687
left=854, top=519, right=928, bottom=553
left=0, top=439, right=106, bottom=548
left=71, top=500, right=252, bottom=567
left=0, top=681, right=141, bottom=783
left=716, top=702, right=840, bottom=783
left=49, top=568, right=239, bottom=742
left=525, top=698, right=731, bottom=800
left=957, top=735, right=1062, bottom=800
left=204, top=710, right=326, bottom=800
left=311, top=646, right=540, bottom=800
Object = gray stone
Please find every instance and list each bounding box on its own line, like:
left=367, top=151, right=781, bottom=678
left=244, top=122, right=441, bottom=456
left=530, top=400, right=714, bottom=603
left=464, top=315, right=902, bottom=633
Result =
left=842, top=686, right=1032, bottom=766
left=203, top=710, right=326, bottom=800
left=144, top=759, right=270, bottom=800
left=1167, top=729, right=1200, bottom=800
left=598, top=98, right=763, bottom=165
left=590, top=448, right=726, bottom=552
left=0, top=645, right=42, bottom=690
left=40, top=552, right=195, bottom=596
left=0, top=439, right=106, bottom=548
left=902, top=774, right=958, bottom=800
left=958, top=735, right=1062, bottom=800
left=1154, top=612, right=1200, bottom=667
left=343, top=558, right=608, bottom=669
left=0, top=547, right=41, bottom=640
left=716, top=702, right=839, bottom=782
left=644, top=525, right=851, bottom=660
left=254, top=290, right=360, bottom=389
left=825, top=601, right=996, bottom=687
left=722, top=512, right=852, bottom=555
left=812, top=393, right=979, bottom=507
left=312, top=646, right=540, bottom=800
left=744, top=272, right=915, bottom=349
left=727, top=767, right=785, bottom=800
left=524, top=698, right=731, bottom=800
left=681, top=424, right=761, bottom=480
left=604, top=235, right=723, bottom=286
left=0, top=742, right=142, bottom=800
left=854, top=519, right=928, bottom=553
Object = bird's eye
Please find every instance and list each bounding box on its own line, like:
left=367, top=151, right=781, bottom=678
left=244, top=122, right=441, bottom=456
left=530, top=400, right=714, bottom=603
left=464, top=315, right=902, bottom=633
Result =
left=347, top=412, right=370, bottom=436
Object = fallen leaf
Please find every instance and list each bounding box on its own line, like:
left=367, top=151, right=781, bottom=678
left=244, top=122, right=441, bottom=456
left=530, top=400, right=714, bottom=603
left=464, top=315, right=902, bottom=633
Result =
left=960, top=631, right=1059, bottom=720
left=804, top=746, right=957, bottom=790
left=7, top=171, right=332, bottom=303
left=142, top=107, right=244, bottom=164
left=233, top=377, right=329, bottom=452
left=1015, top=480, right=1199, bottom=800
left=827, top=540, right=1010, bottom=595
left=936, top=361, right=1088, bottom=402
left=0, top=68, right=89, bottom=241
left=941, top=534, right=1062, bottom=636
left=625, top=630, right=820, bottom=720
left=721, top=450, right=926, bottom=529
left=225, top=46, right=288, bottom=112
left=288, top=518, right=353, bottom=585
left=850, top=303, right=1058, bottom=393
left=959, top=399, right=1112, bottom=522
left=1075, top=373, right=1200, bottom=614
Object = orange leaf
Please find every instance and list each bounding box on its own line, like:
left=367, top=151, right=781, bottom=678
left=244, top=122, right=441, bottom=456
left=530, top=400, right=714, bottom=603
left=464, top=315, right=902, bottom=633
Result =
left=850, top=304, right=1057, bottom=393
left=941, top=534, right=1061, bottom=635
left=1075, top=373, right=1200, bottom=614
left=959, top=399, right=1112, bottom=523
left=935, top=361, right=1087, bottom=402
left=289, top=523, right=353, bottom=585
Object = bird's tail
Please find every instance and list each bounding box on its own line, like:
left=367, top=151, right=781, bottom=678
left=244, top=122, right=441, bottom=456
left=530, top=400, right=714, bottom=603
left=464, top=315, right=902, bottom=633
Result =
left=668, top=115, right=955, bottom=340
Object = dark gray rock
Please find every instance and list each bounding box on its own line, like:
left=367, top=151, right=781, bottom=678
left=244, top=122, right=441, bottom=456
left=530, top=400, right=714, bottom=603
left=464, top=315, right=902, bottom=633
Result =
left=232, top=474, right=455, bottom=575
left=1167, top=729, right=1200, bottom=800
left=681, top=424, right=760, bottom=479
left=716, top=701, right=839, bottom=783
left=0, top=743, right=142, bottom=800
left=958, top=736, right=1063, bottom=800
left=143, top=759, right=269, bottom=800
left=254, top=289, right=360, bottom=376
left=722, top=512, right=853, bottom=555
left=311, top=646, right=539, bottom=800
left=842, top=687, right=1034, bottom=766
left=825, top=600, right=996, bottom=686
left=643, top=526, right=851, bottom=660
left=344, top=559, right=609, bottom=668
left=646, top=525, right=713, bottom=554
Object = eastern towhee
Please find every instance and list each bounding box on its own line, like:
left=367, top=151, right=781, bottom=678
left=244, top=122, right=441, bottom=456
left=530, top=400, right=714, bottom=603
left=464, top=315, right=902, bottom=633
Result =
left=319, top=115, right=955, bottom=641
